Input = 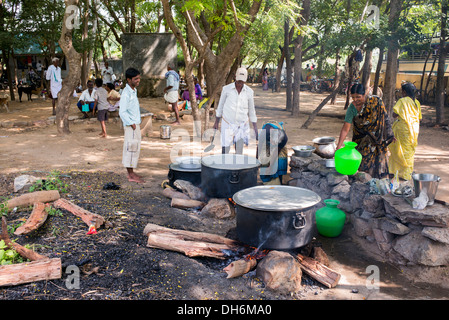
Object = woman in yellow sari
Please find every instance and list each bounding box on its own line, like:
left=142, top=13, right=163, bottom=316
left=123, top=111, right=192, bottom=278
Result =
left=388, top=82, right=422, bottom=180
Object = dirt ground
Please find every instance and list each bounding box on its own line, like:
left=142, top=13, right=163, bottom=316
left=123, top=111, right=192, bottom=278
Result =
left=0, top=85, right=448, bottom=302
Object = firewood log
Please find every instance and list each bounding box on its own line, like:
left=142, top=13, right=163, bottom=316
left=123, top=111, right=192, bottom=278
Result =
left=143, top=223, right=238, bottom=246
left=223, top=259, right=257, bottom=278
left=295, top=253, right=341, bottom=288
left=53, top=198, right=105, bottom=229
left=4, top=190, right=60, bottom=210
left=1, top=216, right=48, bottom=261
left=0, top=258, right=62, bottom=287
left=162, top=187, right=191, bottom=200
left=0, top=216, right=62, bottom=287
left=171, top=197, right=205, bottom=210
left=143, top=223, right=240, bottom=259
left=14, top=202, right=48, bottom=235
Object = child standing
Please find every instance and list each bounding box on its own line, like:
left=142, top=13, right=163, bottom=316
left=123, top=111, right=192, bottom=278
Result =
left=93, top=78, right=110, bottom=138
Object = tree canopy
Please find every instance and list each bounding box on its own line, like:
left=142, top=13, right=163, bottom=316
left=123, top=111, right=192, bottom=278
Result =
left=1, top=0, right=448, bottom=131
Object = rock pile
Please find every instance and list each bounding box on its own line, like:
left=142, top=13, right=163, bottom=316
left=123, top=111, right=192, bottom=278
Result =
left=288, top=153, right=449, bottom=267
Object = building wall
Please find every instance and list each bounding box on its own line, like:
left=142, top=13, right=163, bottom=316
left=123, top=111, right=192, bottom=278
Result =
left=121, top=33, right=177, bottom=97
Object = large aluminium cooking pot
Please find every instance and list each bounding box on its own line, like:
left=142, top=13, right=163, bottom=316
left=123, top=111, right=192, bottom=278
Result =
left=233, top=185, right=321, bottom=250
left=201, top=154, right=260, bottom=199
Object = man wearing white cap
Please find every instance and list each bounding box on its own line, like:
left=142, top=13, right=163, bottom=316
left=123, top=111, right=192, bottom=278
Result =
left=46, top=57, right=62, bottom=115
left=213, top=67, right=258, bottom=154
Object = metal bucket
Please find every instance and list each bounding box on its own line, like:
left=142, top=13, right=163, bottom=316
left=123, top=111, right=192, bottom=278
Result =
left=160, top=125, right=171, bottom=139
left=412, top=173, right=441, bottom=206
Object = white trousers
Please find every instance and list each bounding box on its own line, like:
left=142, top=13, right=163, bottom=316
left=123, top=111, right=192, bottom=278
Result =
left=122, top=124, right=141, bottom=168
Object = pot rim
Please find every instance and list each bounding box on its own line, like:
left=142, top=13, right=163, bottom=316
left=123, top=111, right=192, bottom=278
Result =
left=312, top=136, right=336, bottom=145
left=201, top=154, right=260, bottom=170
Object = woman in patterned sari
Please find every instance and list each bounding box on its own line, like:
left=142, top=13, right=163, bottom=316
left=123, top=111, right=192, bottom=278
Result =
left=336, top=84, right=394, bottom=179
left=388, top=82, right=422, bottom=180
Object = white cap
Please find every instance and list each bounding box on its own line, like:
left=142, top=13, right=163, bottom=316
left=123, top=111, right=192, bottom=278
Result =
left=52, top=57, right=59, bottom=62
left=235, top=67, right=248, bottom=82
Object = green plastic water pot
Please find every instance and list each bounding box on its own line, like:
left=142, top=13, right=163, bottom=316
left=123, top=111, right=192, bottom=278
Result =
left=334, top=141, right=362, bottom=175
left=315, top=199, right=346, bottom=237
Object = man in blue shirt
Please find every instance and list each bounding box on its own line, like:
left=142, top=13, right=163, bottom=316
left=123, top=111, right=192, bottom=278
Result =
left=163, top=63, right=181, bottom=125
left=119, top=68, right=144, bottom=183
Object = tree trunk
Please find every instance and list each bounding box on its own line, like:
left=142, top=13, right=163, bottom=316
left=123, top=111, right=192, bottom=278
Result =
left=361, top=47, right=373, bottom=94
left=80, top=0, right=90, bottom=88
left=292, top=0, right=311, bottom=117
left=425, top=53, right=438, bottom=103
left=382, top=0, right=403, bottom=115
left=419, top=29, right=437, bottom=98
left=57, top=0, right=83, bottom=135
left=275, top=47, right=284, bottom=92
left=301, top=76, right=346, bottom=129
left=3, top=51, right=15, bottom=101
left=284, top=20, right=293, bottom=112
left=331, top=48, right=341, bottom=105
left=373, top=46, right=384, bottom=96
left=436, top=3, right=447, bottom=125
left=420, top=48, right=432, bottom=97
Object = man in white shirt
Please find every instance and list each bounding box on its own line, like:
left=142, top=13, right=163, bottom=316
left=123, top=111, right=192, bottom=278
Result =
left=46, top=57, right=62, bottom=115
left=77, top=80, right=96, bottom=118
left=101, top=61, right=113, bottom=85
left=119, top=68, right=144, bottom=183
left=213, top=67, right=258, bottom=154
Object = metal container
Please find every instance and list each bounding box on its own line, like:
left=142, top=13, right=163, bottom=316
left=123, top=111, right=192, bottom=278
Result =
left=412, top=173, right=441, bottom=205
left=325, top=158, right=335, bottom=168
left=312, top=136, right=336, bottom=159
left=160, top=125, right=171, bottom=139
left=168, top=163, right=201, bottom=188
left=292, top=145, right=316, bottom=157
left=201, top=154, right=260, bottom=199
left=233, top=185, right=321, bottom=250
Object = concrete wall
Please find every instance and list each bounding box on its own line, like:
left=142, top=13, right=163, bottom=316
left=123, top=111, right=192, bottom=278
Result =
left=121, top=33, right=177, bottom=97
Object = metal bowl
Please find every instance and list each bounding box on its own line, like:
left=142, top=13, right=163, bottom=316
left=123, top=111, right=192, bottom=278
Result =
left=292, top=145, right=316, bottom=157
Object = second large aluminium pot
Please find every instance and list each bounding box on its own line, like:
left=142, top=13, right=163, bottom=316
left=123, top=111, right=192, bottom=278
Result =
left=201, top=154, right=260, bottom=199
left=233, top=185, right=321, bottom=250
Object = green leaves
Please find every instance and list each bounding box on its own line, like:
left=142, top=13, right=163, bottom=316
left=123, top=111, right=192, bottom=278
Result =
left=28, top=170, right=69, bottom=194
left=0, top=240, right=24, bottom=265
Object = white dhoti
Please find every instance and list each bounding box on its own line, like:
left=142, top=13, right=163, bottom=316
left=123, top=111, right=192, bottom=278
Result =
left=164, top=91, right=178, bottom=104
left=50, top=81, right=62, bottom=99
left=220, top=119, right=250, bottom=148
left=122, top=124, right=141, bottom=168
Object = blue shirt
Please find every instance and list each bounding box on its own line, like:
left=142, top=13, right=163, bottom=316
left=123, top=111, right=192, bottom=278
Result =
left=119, top=84, right=141, bottom=126
left=166, top=71, right=179, bottom=92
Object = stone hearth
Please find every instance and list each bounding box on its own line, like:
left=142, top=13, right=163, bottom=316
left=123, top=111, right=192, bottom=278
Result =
left=287, top=153, right=449, bottom=267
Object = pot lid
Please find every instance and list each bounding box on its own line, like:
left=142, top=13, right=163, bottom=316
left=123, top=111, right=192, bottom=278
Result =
left=233, top=185, right=321, bottom=211
left=201, top=154, right=260, bottom=170
left=175, top=156, right=201, bottom=169
left=169, top=163, right=201, bottom=172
